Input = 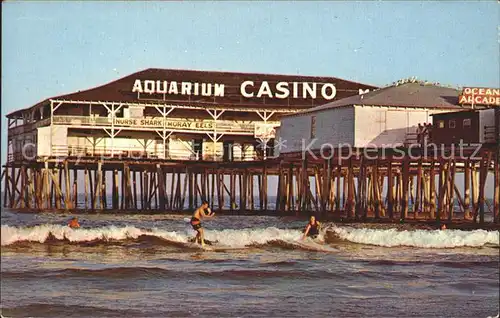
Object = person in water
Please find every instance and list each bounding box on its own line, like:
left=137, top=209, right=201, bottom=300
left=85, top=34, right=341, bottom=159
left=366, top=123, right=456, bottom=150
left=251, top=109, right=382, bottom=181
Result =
left=302, top=216, right=321, bottom=240
left=68, top=217, right=80, bottom=229
left=190, top=200, right=215, bottom=246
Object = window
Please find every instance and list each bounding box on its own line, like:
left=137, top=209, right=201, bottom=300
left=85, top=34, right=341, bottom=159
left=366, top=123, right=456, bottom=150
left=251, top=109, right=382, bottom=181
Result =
left=438, top=120, right=445, bottom=128
left=463, top=119, right=471, bottom=127
left=310, top=115, right=316, bottom=138
left=449, top=120, right=456, bottom=128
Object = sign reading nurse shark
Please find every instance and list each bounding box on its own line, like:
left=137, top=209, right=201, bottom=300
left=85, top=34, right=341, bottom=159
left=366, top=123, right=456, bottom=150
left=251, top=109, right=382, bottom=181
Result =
left=132, top=79, right=337, bottom=100
left=114, top=118, right=214, bottom=129
left=459, top=87, right=500, bottom=106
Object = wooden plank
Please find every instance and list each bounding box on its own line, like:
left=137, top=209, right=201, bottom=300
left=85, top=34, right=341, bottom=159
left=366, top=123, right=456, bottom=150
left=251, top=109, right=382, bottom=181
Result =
left=141, top=170, right=146, bottom=210
left=133, top=170, right=138, bottom=210
left=209, top=170, right=215, bottom=210
left=448, top=160, right=456, bottom=222
left=476, top=151, right=492, bottom=224
left=201, top=169, right=207, bottom=201
left=386, top=158, right=394, bottom=219
left=359, top=159, right=368, bottom=219
left=263, top=163, right=268, bottom=211
left=453, top=184, right=465, bottom=213
left=250, top=173, right=254, bottom=211
left=286, top=164, right=293, bottom=212
left=294, top=166, right=301, bottom=212
left=175, top=170, right=182, bottom=210
left=168, top=169, right=176, bottom=211
left=89, top=165, right=95, bottom=211
left=64, top=161, right=71, bottom=209
left=10, top=166, right=16, bottom=208
left=242, top=170, right=248, bottom=212
left=102, top=170, right=108, bottom=209
left=113, top=169, right=118, bottom=209
left=73, top=168, right=78, bottom=209
left=188, top=168, right=193, bottom=211
left=150, top=170, right=158, bottom=209
left=415, top=159, right=423, bottom=216
left=314, top=166, right=321, bottom=214
left=494, top=152, right=499, bottom=223
left=193, top=173, right=198, bottom=208
left=276, top=164, right=282, bottom=213
left=19, top=166, right=26, bottom=209
left=347, top=156, right=355, bottom=218
left=298, top=159, right=305, bottom=212
left=374, top=160, right=381, bottom=219
left=429, top=160, right=436, bottom=219
left=437, top=160, right=450, bottom=223
left=54, top=168, right=61, bottom=209
left=96, top=162, right=103, bottom=210
left=27, top=168, right=34, bottom=209
left=335, top=165, right=341, bottom=215
left=216, top=168, right=222, bottom=211
left=84, top=168, right=89, bottom=209
left=3, top=168, right=9, bottom=207
left=157, top=165, right=166, bottom=211
left=464, top=159, right=471, bottom=219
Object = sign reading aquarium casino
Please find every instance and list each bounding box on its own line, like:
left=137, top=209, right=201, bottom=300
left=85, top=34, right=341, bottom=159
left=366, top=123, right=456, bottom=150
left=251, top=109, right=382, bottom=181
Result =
left=132, top=79, right=338, bottom=100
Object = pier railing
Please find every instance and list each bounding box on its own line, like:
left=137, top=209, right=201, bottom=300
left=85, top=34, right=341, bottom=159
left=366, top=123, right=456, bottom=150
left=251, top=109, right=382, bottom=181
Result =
left=8, top=118, right=51, bottom=137
left=45, top=145, right=259, bottom=162
left=51, top=115, right=277, bottom=135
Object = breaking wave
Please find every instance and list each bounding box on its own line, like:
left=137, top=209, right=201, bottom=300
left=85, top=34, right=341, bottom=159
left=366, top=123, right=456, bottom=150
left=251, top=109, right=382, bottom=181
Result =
left=1, top=224, right=498, bottom=250
left=0, top=224, right=317, bottom=249
left=328, top=225, right=500, bottom=248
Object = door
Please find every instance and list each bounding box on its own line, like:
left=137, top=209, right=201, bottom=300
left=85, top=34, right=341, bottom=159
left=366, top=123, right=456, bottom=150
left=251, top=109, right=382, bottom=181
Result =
left=193, top=138, right=203, bottom=160
left=223, top=140, right=234, bottom=162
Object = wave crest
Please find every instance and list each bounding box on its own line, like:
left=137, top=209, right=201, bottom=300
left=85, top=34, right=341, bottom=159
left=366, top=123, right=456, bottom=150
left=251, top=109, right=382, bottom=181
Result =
left=2, top=224, right=498, bottom=250
left=327, top=225, right=500, bottom=248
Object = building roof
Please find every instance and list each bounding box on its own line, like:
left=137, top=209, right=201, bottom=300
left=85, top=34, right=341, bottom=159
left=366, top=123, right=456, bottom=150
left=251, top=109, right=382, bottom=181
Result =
left=7, top=68, right=377, bottom=118
left=286, top=82, right=470, bottom=117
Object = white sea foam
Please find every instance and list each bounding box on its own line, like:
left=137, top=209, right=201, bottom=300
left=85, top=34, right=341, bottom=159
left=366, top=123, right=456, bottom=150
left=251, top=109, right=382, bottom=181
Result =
left=0, top=224, right=186, bottom=246
left=0, top=224, right=307, bottom=248
left=329, top=225, right=500, bottom=248
left=2, top=224, right=498, bottom=249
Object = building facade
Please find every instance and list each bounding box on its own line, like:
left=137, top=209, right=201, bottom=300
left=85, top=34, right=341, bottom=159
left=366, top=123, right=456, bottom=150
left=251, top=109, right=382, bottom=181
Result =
left=276, top=80, right=490, bottom=155
left=431, top=109, right=498, bottom=145
left=6, top=68, right=376, bottom=163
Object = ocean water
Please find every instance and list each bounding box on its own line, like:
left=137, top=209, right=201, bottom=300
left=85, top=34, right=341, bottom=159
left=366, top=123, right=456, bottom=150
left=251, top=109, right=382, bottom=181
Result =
left=1, top=209, right=499, bottom=317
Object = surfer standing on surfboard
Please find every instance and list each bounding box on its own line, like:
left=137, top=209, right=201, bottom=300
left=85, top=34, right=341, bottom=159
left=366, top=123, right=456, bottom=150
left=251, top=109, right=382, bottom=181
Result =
left=302, top=216, right=321, bottom=240
left=190, top=200, right=215, bottom=247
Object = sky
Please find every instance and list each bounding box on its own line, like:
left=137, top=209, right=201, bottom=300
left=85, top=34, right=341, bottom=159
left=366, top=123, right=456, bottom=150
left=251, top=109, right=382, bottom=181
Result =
left=1, top=1, right=499, bottom=194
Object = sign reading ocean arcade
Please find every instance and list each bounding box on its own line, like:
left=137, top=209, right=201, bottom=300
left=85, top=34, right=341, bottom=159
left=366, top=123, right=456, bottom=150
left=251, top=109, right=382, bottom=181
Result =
left=458, top=87, right=500, bottom=106
left=132, top=79, right=337, bottom=100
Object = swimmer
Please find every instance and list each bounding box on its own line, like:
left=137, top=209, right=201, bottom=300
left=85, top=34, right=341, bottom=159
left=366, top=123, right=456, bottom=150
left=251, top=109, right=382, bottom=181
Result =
left=302, top=216, right=321, bottom=240
left=440, top=224, right=447, bottom=230
left=190, top=200, right=215, bottom=247
left=68, top=217, right=80, bottom=229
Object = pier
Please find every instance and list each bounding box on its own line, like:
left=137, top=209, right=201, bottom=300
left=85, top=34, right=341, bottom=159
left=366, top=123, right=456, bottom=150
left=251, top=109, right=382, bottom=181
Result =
left=2, top=143, right=499, bottom=226
left=2, top=69, right=499, bottom=227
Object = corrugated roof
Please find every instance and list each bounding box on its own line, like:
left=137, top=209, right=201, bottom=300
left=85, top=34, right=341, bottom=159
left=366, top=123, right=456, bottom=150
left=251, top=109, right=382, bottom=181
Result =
left=288, top=82, right=468, bottom=116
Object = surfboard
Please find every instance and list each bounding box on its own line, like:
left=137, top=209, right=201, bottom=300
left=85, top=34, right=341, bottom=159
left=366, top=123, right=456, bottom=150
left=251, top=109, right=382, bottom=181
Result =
left=184, top=242, right=215, bottom=251
left=187, top=237, right=218, bottom=246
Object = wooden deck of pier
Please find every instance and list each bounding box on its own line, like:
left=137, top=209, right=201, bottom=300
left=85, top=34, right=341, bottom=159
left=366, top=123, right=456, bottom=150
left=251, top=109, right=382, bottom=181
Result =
left=2, top=144, right=499, bottom=226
